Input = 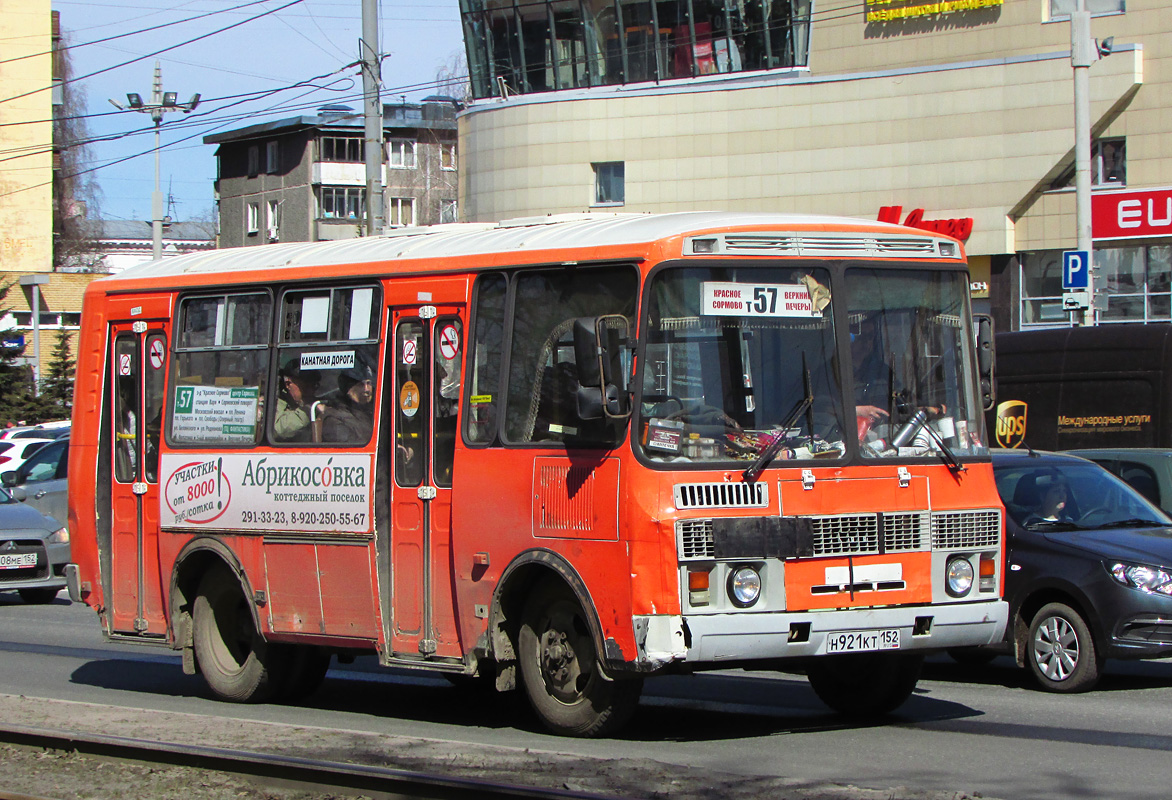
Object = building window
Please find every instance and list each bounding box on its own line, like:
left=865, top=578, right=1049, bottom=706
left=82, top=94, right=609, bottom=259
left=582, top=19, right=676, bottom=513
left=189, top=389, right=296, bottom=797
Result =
left=387, top=197, right=416, bottom=227
left=1050, top=137, right=1126, bottom=190
left=387, top=139, right=417, bottom=169
left=320, top=186, right=365, bottom=220
left=320, top=137, right=363, bottom=163
left=267, top=200, right=280, bottom=241
left=247, top=145, right=259, bottom=177
left=1049, top=0, right=1124, bottom=19
left=593, top=162, right=625, bottom=206
left=266, top=141, right=280, bottom=174
left=1020, top=244, right=1172, bottom=327
left=441, top=144, right=456, bottom=171
left=246, top=202, right=260, bottom=235
left=439, top=199, right=458, bottom=224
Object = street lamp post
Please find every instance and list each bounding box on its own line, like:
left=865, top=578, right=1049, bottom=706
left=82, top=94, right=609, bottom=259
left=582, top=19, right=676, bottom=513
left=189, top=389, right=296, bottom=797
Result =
left=110, top=62, right=200, bottom=261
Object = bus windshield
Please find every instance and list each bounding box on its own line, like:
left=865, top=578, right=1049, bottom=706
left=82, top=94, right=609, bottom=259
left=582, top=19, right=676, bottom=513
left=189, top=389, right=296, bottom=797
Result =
left=637, top=264, right=988, bottom=465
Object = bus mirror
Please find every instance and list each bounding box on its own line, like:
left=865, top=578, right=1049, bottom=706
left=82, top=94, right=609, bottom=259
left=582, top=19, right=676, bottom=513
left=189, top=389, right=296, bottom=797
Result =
left=975, top=314, right=996, bottom=411
left=576, top=384, right=624, bottom=420
left=573, top=318, right=603, bottom=388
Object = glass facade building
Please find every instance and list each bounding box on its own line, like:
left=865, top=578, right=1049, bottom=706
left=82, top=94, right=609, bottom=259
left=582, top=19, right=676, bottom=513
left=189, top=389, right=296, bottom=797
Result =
left=460, top=0, right=812, bottom=99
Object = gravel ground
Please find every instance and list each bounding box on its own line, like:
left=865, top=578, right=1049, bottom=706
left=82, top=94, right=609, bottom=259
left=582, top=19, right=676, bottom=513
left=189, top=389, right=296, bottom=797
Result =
left=0, top=695, right=996, bottom=800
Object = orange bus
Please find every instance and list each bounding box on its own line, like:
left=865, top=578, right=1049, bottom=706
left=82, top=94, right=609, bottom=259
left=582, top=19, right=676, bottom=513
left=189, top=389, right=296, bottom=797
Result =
left=66, top=212, right=1007, bottom=736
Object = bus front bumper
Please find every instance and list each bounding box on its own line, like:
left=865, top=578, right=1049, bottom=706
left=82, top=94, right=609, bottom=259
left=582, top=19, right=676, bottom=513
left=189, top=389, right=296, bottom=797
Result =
left=633, top=600, right=1008, bottom=668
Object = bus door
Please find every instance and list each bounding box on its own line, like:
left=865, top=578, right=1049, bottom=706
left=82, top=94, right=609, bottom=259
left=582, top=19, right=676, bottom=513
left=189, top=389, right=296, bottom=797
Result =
left=388, top=304, right=465, bottom=660
left=108, top=318, right=169, bottom=636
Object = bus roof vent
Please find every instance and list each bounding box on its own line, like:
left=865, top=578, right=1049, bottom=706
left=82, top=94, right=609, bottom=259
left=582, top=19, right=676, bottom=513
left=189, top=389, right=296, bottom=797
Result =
left=690, top=233, right=941, bottom=258
left=674, top=482, right=769, bottom=510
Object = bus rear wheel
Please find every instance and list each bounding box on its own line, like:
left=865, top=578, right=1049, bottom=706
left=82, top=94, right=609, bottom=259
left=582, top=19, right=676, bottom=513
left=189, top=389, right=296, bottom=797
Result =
left=806, top=652, right=922, bottom=717
left=518, top=579, right=642, bottom=737
left=193, top=568, right=282, bottom=703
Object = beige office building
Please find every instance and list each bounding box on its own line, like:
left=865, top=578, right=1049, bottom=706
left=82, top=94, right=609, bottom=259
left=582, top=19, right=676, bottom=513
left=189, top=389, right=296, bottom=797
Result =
left=0, top=0, right=54, bottom=277
left=456, top=0, right=1167, bottom=331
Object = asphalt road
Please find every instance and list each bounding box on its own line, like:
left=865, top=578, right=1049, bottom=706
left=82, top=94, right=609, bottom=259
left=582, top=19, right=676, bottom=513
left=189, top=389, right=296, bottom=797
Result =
left=3, top=592, right=1172, bottom=799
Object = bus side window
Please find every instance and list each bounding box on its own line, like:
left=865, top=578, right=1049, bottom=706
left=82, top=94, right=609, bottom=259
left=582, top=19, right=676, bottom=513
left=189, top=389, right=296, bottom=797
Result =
left=170, top=293, right=272, bottom=446
left=465, top=274, right=506, bottom=445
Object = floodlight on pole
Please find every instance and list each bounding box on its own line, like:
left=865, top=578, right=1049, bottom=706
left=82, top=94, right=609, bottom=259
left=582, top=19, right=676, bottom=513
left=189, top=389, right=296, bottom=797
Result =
left=108, top=61, right=200, bottom=261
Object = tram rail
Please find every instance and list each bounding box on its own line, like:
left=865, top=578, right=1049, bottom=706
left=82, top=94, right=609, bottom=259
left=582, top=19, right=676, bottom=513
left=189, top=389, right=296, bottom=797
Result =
left=0, top=723, right=621, bottom=800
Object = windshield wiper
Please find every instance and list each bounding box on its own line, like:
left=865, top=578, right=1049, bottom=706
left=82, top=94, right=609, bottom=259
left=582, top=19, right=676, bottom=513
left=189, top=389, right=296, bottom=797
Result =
left=917, top=419, right=966, bottom=477
left=744, top=359, right=814, bottom=484
left=1023, top=519, right=1082, bottom=532
left=1094, top=518, right=1167, bottom=529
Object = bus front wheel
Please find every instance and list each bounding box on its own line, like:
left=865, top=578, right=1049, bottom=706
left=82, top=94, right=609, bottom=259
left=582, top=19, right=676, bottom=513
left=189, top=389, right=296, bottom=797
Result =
left=518, top=579, right=642, bottom=737
left=193, top=568, right=282, bottom=703
left=806, top=652, right=922, bottom=717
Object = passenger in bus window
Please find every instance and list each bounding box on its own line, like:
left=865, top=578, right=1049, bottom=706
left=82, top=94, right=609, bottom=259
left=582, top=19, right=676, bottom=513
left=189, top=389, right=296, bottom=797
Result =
left=851, top=313, right=893, bottom=432
left=273, top=360, right=320, bottom=443
left=322, top=361, right=375, bottom=444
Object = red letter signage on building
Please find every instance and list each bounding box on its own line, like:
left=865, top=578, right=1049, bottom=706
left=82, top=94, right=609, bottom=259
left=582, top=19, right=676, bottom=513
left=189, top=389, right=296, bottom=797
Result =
left=1092, top=187, right=1172, bottom=241
left=878, top=206, right=974, bottom=242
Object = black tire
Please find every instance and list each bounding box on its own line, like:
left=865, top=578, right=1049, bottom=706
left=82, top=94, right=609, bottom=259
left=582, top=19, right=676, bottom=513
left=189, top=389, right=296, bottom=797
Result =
left=518, top=579, right=642, bottom=737
left=947, top=647, right=998, bottom=666
left=807, top=653, right=923, bottom=717
left=18, top=588, right=59, bottom=604
left=192, top=568, right=283, bottom=703
left=1024, top=602, right=1100, bottom=693
left=276, top=645, right=331, bottom=702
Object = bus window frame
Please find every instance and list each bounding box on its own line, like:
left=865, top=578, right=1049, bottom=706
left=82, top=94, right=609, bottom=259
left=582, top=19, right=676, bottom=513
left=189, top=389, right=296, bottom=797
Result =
left=166, top=288, right=274, bottom=450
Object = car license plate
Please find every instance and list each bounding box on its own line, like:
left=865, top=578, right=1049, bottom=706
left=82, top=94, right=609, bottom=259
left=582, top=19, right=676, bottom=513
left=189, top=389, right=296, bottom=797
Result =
left=0, top=552, right=37, bottom=569
left=825, top=629, right=900, bottom=653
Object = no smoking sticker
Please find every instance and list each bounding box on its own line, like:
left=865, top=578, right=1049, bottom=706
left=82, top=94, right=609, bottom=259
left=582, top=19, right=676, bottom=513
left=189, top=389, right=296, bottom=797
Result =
left=118, top=353, right=132, bottom=376
left=149, top=339, right=165, bottom=370
left=438, top=325, right=459, bottom=360
left=402, top=338, right=417, bottom=365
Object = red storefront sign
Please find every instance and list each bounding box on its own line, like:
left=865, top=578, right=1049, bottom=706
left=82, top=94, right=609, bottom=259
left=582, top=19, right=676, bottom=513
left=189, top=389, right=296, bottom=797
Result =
left=1092, top=187, right=1172, bottom=241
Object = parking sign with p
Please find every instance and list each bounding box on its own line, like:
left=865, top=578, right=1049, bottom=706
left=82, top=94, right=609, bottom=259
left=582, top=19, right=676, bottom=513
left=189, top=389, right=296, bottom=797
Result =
left=1063, top=250, right=1089, bottom=290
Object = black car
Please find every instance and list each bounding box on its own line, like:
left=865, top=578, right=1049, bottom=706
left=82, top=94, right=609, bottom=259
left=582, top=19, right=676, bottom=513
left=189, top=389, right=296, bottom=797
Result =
left=980, top=450, right=1172, bottom=692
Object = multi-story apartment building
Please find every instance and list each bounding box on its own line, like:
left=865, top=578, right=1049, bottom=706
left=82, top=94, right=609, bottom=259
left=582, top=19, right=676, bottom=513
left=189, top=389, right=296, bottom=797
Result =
left=206, top=98, right=460, bottom=248
left=455, top=0, right=1167, bottom=332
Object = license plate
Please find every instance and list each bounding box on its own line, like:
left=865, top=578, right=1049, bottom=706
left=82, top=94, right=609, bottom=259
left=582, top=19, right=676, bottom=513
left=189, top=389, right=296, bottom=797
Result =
left=0, top=552, right=37, bottom=569
left=825, top=629, right=901, bottom=653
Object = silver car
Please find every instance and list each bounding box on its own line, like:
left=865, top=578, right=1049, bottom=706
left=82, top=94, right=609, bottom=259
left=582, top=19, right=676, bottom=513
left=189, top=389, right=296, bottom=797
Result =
left=1, top=436, right=68, bottom=528
left=0, top=485, right=69, bottom=604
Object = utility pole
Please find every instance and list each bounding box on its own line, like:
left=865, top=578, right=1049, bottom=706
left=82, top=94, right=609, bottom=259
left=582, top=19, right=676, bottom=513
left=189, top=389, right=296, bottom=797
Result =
left=1071, top=1, right=1095, bottom=326
left=361, top=0, right=384, bottom=236
left=110, top=62, right=200, bottom=260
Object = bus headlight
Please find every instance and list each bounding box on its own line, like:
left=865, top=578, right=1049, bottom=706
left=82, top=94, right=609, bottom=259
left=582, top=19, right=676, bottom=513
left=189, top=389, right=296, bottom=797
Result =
left=727, top=566, right=761, bottom=608
left=945, top=556, right=974, bottom=597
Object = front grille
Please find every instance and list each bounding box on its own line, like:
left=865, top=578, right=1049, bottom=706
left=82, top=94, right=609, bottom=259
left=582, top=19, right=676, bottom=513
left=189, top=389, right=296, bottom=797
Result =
left=0, top=539, right=47, bottom=582
left=678, top=518, right=715, bottom=559
left=811, top=515, right=880, bottom=556
left=931, top=509, right=1001, bottom=550
left=884, top=511, right=929, bottom=552
left=677, top=508, right=998, bottom=562
left=674, top=482, right=768, bottom=510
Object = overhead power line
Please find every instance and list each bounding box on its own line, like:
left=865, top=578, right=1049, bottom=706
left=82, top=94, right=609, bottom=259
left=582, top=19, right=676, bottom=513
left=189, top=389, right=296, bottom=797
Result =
left=0, top=0, right=306, bottom=106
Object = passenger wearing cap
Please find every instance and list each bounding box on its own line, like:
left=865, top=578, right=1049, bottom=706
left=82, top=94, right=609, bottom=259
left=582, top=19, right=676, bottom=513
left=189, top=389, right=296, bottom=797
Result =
left=274, top=360, right=320, bottom=442
left=322, top=361, right=375, bottom=444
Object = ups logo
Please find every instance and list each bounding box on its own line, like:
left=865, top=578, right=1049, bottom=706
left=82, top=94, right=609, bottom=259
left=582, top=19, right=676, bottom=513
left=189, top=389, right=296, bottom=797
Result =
left=995, top=400, right=1028, bottom=449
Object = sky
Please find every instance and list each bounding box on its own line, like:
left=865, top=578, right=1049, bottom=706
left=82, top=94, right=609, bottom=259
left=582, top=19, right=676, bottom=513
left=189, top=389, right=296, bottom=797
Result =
left=54, top=0, right=466, bottom=225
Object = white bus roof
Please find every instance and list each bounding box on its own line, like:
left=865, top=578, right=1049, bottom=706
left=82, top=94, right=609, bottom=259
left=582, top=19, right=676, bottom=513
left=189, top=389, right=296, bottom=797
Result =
left=98, top=211, right=959, bottom=284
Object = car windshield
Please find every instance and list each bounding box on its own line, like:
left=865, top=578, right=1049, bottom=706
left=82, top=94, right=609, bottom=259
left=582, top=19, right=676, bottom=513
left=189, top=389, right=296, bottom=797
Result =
left=995, top=459, right=1171, bottom=531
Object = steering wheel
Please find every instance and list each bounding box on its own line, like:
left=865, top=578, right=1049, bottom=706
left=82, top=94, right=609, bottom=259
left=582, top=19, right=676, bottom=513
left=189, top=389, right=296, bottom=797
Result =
left=666, top=404, right=742, bottom=432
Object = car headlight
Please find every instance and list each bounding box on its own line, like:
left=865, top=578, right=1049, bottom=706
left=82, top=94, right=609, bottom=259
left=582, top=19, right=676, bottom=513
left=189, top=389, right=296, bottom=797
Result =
left=727, top=566, right=762, bottom=608
left=1110, top=562, right=1172, bottom=595
left=47, top=527, right=68, bottom=544
left=945, top=556, right=974, bottom=597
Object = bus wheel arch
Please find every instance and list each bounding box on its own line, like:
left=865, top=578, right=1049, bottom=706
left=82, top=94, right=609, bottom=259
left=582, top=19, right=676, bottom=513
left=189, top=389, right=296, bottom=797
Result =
left=492, top=551, right=643, bottom=737
left=489, top=550, right=608, bottom=684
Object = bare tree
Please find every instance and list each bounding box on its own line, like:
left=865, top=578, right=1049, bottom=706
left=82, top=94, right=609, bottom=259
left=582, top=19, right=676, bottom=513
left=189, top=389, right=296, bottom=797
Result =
left=53, top=18, right=104, bottom=272
left=434, top=50, right=471, bottom=104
